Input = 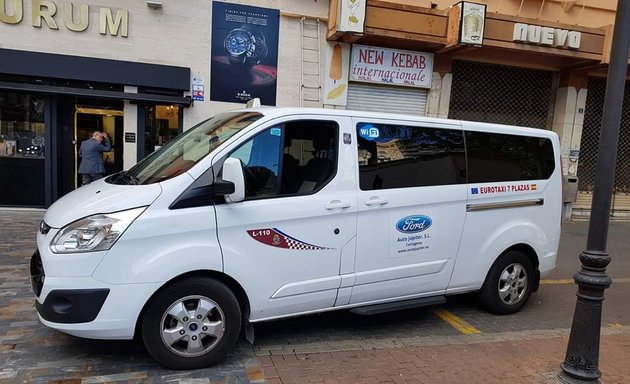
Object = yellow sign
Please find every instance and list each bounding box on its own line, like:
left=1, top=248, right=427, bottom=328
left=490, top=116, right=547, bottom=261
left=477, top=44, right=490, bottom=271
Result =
left=323, top=42, right=350, bottom=106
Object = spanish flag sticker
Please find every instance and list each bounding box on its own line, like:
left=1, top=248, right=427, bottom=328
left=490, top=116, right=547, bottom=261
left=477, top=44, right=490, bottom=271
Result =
left=531, top=184, right=537, bottom=191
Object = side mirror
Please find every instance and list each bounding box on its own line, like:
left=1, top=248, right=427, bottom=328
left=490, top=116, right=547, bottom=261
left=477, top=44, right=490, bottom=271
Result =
left=222, top=157, right=245, bottom=203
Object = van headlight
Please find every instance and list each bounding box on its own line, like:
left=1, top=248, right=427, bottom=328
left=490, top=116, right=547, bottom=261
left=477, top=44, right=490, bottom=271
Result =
left=50, top=207, right=146, bottom=254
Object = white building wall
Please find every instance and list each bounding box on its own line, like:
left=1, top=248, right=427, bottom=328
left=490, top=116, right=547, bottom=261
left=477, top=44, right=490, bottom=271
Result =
left=552, top=86, right=587, bottom=177
left=551, top=85, right=588, bottom=219
left=122, top=86, right=138, bottom=171
left=426, top=72, right=452, bottom=119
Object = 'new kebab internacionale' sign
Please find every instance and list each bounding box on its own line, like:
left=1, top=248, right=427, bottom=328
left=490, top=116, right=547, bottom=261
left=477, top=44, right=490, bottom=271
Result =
left=350, top=45, right=434, bottom=88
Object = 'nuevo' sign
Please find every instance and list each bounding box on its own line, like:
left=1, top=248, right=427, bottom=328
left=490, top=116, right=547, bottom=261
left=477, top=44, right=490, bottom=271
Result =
left=513, top=23, right=581, bottom=49
left=350, top=45, right=434, bottom=88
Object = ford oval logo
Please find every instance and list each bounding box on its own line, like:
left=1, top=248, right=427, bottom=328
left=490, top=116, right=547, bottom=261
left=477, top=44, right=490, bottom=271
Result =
left=396, top=215, right=432, bottom=233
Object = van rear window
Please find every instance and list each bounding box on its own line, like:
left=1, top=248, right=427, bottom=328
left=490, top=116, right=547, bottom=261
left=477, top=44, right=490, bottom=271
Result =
left=465, top=131, right=555, bottom=183
left=356, top=123, right=556, bottom=190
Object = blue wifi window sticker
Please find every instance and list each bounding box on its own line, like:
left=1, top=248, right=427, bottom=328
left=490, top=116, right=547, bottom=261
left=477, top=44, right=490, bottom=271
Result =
left=358, top=123, right=380, bottom=141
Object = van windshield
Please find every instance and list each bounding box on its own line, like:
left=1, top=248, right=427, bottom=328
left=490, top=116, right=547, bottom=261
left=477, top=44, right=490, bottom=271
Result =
left=108, top=111, right=262, bottom=185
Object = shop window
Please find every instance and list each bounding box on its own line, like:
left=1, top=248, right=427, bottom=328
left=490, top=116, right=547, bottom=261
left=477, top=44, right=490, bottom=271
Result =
left=357, top=123, right=466, bottom=191
left=143, top=105, right=181, bottom=158
left=0, top=91, right=46, bottom=206
left=0, top=93, right=45, bottom=157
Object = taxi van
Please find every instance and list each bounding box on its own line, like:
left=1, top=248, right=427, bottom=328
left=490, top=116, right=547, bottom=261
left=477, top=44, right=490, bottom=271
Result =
left=31, top=107, right=562, bottom=369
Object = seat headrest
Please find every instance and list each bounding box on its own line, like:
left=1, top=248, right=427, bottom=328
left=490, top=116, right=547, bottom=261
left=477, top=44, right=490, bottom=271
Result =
left=304, top=158, right=332, bottom=181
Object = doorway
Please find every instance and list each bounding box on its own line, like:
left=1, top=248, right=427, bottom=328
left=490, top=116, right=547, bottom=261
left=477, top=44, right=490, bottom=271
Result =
left=74, top=107, right=124, bottom=188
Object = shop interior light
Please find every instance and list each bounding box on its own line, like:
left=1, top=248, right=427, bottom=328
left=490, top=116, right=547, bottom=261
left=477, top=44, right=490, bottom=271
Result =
left=146, top=1, right=163, bottom=10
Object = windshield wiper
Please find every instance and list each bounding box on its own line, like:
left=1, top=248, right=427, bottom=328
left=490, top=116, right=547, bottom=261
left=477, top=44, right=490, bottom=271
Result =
left=111, top=171, right=139, bottom=185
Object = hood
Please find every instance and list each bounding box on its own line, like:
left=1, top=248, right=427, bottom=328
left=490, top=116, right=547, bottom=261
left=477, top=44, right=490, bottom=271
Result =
left=43, top=178, right=163, bottom=228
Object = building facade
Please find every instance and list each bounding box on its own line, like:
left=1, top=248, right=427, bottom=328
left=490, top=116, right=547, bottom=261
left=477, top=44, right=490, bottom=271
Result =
left=1, top=0, right=628, bottom=218
left=0, top=0, right=328, bottom=207
left=324, top=0, right=629, bottom=218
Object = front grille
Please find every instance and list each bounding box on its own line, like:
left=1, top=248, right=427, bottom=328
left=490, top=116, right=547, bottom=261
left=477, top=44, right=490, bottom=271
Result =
left=30, top=250, right=45, bottom=297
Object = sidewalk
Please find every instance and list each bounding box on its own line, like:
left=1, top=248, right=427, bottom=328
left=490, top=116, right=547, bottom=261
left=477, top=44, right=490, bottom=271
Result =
left=255, top=328, right=630, bottom=384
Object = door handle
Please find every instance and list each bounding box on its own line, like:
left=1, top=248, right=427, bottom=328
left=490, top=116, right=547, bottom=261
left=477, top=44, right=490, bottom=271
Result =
left=364, top=197, right=388, bottom=206
left=325, top=200, right=351, bottom=210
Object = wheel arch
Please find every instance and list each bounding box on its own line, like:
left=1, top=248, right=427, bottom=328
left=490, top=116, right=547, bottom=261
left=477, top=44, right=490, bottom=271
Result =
left=489, top=243, right=541, bottom=293
left=134, top=269, right=251, bottom=340
left=450, top=221, right=551, bottom=293
left=504, top=243, right=539, bottom=269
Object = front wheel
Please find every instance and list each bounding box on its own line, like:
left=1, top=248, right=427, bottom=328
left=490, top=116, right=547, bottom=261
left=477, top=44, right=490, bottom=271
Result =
left=479, top=251, right=534, bottom=315
left=141, top=277, right=241, bottom=370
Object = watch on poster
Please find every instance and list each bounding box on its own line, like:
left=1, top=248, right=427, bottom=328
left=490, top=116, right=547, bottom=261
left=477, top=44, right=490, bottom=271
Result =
left=223, top=25, right=268, bottom=67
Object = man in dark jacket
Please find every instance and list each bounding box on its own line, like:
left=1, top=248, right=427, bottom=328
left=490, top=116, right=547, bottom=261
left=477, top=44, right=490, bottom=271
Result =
left=78, top=131, right=111, bottom=186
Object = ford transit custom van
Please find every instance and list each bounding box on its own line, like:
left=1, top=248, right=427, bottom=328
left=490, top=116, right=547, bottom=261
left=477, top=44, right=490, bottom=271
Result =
left=31, top=108, right=562, bottom=369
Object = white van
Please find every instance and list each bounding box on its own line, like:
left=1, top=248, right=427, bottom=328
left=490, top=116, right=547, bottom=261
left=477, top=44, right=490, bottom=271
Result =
left=31, top=108, right=561, bottom=369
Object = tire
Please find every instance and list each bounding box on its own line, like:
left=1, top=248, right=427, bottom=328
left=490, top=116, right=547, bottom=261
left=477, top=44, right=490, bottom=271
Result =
left=141, top=277, right=241, bottom=370
left=479, top=251, right=534, bottom=315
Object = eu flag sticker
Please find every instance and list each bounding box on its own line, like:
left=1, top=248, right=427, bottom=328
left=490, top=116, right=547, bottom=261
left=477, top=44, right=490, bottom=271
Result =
left=471, top=188, right=479, bottom=195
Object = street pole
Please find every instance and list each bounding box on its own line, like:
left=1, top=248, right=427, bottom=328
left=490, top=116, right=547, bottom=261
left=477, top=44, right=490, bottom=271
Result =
left=558, top=0, right=630, bottom=382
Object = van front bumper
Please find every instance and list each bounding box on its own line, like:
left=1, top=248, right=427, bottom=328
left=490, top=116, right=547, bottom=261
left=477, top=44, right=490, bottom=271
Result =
left=31, top=250, right=162, bottom=340
left=35, top=289, right=109, bottom=324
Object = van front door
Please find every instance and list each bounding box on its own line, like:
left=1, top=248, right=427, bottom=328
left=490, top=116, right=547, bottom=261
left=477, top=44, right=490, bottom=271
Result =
left=214, top=116, right=357, bottom=321
left=349, top=119, right=468, bottom=305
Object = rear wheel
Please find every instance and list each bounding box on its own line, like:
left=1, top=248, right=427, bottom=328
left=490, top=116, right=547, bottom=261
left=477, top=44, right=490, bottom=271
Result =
left=141, top=277, right=241, bottom=369
left=479, top=251, right=534, bottom=315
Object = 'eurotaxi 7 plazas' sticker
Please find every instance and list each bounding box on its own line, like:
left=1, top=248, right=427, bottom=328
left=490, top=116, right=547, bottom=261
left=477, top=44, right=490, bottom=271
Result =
left=247, top=228, right=331, bottom=250
left=471, top=183, right=537, bottom=195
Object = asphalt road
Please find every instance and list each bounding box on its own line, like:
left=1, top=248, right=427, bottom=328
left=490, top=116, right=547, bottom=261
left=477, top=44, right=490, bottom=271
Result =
left=1, top=210, right=628, bottom=383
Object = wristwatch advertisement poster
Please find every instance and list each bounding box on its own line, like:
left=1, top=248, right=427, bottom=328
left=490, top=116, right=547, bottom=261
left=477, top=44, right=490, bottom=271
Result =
left=211, top=1, right=279, bottom=106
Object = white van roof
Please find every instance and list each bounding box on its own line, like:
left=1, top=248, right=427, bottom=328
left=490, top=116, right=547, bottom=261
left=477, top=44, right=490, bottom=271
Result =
left=229, top=107, right=558, bottom=139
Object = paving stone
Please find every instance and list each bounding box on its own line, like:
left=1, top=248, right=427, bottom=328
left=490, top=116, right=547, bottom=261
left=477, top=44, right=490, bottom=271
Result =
left=3, top=211, right=630, bottom=383
left=0, top=210, right=257, bottom=384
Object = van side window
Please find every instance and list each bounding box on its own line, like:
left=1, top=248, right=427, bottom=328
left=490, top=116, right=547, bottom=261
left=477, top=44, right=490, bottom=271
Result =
left=465, top=131, right=555, bottom=182
left=229, top=120, right=338, bottom=199
left=357, top=123, right=466, bottom=190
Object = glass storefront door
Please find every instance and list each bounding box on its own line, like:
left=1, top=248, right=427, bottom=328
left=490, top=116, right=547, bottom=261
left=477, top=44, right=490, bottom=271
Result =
left=74, top=107, right=124, bottom=188
left=0, top=91, right=46, bottom=206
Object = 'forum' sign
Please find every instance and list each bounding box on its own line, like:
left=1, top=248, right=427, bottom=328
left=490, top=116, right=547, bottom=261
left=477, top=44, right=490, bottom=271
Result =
left=0, top=0, right=128, bottom=37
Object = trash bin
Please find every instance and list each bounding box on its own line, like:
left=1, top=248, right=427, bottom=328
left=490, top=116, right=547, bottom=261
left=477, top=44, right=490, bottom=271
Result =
left=564, top=176, right=578, bottom=203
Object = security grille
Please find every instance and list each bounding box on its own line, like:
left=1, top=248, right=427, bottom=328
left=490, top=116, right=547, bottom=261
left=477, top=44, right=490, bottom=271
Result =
left=346, top=83, right=427, bottom=116
left=577, top=77, right=630, bottom=194
left=449, top=60, right=556, bottom=129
